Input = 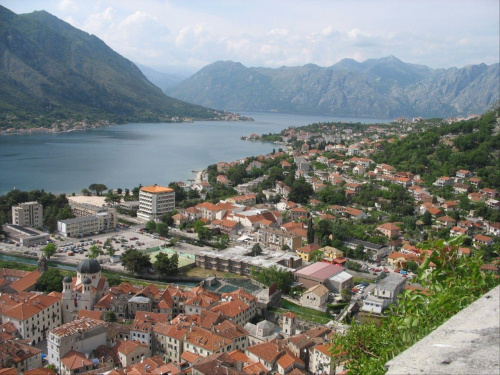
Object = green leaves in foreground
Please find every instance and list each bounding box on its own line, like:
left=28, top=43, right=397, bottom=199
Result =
left=330, top=235, right=499, bottom=374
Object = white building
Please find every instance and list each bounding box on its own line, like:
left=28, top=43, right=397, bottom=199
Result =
left=57, top=210, right=116, bottom=237
left=47, top=318, right=107, bottom=371
left=137, top=185, right=175, bottom=221
left=0, top=293, right=62, bottom=345
left=61, top=259, right=107, bottom=323
left=12, top=201, right=43, bottom=228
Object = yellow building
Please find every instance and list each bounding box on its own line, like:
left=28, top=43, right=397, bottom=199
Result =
left=296, top=243, right=321, bottom=262
left=321, top=246, right=344, bottom=260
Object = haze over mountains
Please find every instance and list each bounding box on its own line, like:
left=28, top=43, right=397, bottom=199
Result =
left=0, top=5, right=220, bottom=129
left=166, top=57, right=499, bottom=118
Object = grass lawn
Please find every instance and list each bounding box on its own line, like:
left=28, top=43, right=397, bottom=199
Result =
left=181, top=267, right=245, bottom=279
left=274, top=299, right=333, bottom=324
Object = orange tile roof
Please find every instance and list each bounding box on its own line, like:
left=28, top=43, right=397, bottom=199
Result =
left=246, top=341, right=283, bottom=363
left=8, top=270, right=41, bottom=293
left=181, top=351, right=200, bottom=363
left=184, top=326, right=232, bottom=351
left=243, top=361, right=267, bottom=374
left=77, top=310, right=103, bottom=320
left=228, top=349, right=249, bottom=363
left=277, top=352, right=303, bottom=369
left=141, top=185, right=173, bottom=193
left=2, top=293, right=60, bottom=320
left=113, top=340, right=148, bottom=356
left=210, top=299, right=249, bottom=318
left=61, top=350, right=93, bottom=370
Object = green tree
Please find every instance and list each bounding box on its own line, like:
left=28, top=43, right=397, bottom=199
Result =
left=104, top=311, right=117, bottom=322
left=341, top=288, right=352, bottom=302
left=422, top=210, right=432, bottom=226
left=88, top=245, right=101, bottom=259
left=36, top=268, right=64, bottom=293
left=156, top=222, right=169, bottom=237
left=43, top=243, right=57, bottom=259
left=121, top=249, right=152, bottom=274
left=345, top=261, right=362, bottom=271
left=146, top=220, right=156, bottom=233
left=154, top=252, right=171, bottom=277
left=331, top=236, right=499, bottom=374
left=310, top=250, right=324, bottom=262
left=89, top=183, right=108, bottom=196
left=307, top=217, right=315, bottom=244
left=288, top=177, right=313, bottom=204
left=106, top=246, right=116, bottom=258
left=168, top=252, right=179, bottom=275
left=107, top=274, right=122, bottom=287
left=251, top=265, right=293, bottom=294
left=105, top=192, right=122, bottom=204
left=81, top=188, right=91, bottom=196
left=406, top=260, right=419, bottom=273
left=46, top=364, right=58, bottom=374
left=248, top=243, right=263, bottom=256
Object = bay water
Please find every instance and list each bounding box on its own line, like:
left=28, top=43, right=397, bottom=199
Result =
left=0, top=112, right=390, bottom=195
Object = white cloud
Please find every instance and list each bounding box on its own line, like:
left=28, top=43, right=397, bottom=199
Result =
left=3, top=0, right=497, bottom=71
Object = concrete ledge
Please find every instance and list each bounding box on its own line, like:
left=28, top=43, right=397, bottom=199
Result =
left=385, top=285, right=500, bottom=375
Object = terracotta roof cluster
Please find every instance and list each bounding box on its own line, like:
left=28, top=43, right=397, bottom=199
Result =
left=0, top=340, right=42, bottom=365
left=7, top=270, right=41, bottom=293
left=50, top=317, right=105, bottom=338
left=1, top=293, right=61, bottom=321
left=112, top=339, right=148, bottom=356
left=210, top=298, right=250, bottom=319
left=191, top=352, right=247, bottom=375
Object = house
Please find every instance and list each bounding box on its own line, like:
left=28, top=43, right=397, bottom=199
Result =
left=486, top=199, right=500, bottom=211
left=437, top=216, right=457, bottom=228
left=486, top=222, right=500, bottom=237
left=290, top=207, right=308, bottom=220
left=300, top=284, right=329, bottom=310
left=456, top=170, right=472, bottom=180
left=377, top=223, right=401, bottom=238
left=244, top=320, right=281, bottom=346
left=441, top=201, right=459, bottom=211
left=0, top=293, right=62, bottom=345
left=473, top=234, right=493, bottom=248
left=362, top=274, right=406, bottom=314
left=480, top=188, right=498, bottom=198
left=258, top=228, right=302, bottom=251
left=47, top=318, right=107, bottom=371
left=113, top=339, right=149, bottom=367
left=60, top=350, right=94, bottom=375
left=246, top=341, right=284, bottom=372
left=0, top=340, right=42, bottom=373
left=468, top=177, right=481, bottom=188
left=454, top=183, right=471, bottom=194
left=296, top=244, right=321, bottom=262
left=293, top=262, right=351, bottom=292
left=276, top=352, right=306, bottom=374
left=433, top=176, right=453, bottom=188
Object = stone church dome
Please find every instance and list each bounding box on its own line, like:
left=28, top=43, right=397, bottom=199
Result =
left=77, top=259, right=101, bottom=274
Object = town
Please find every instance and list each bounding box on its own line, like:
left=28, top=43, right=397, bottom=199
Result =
left=0, top=111, right=498, bottom=375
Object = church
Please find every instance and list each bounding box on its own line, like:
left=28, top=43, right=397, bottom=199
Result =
left=62, top=259, right=108, bottom=323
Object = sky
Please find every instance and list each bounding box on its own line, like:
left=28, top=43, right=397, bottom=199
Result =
left=2, top=0, right=499, bottom=75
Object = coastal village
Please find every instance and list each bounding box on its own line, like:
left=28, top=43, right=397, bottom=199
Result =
left=0, top=113, right=499, bottom=375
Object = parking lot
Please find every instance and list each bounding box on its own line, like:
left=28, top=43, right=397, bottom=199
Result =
left=0, top=223, right=211, bottom=271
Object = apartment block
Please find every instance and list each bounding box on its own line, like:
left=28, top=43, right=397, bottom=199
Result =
left=137, top=185, right=175, bottom=221
left=11, top=201, right=43, bottom=228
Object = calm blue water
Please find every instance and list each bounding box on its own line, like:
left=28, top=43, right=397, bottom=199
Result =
left=0, top=112, right=390, bottom=195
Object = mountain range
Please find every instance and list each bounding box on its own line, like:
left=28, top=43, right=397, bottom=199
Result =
left=0, top=6, right=220, bottom=129
left=167, top=57, right=499, bottom=118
